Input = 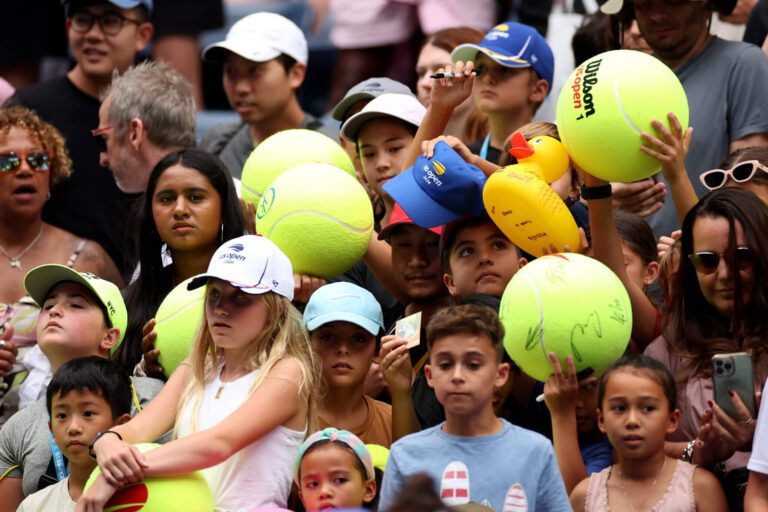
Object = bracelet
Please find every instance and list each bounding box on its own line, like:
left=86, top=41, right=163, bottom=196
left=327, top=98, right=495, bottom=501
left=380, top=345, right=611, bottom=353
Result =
left=88, top=430, right=123, bottom=460
left=580, top=183, right=612, bottom=200
left=681, top=439, right=696, bottom=463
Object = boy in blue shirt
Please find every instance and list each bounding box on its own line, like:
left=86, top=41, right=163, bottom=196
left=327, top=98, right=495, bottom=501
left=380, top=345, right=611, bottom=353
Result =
left=379, top=304, right=570, bottom=511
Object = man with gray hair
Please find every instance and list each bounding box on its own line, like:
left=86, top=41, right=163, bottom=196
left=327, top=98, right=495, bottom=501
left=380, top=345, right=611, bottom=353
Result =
left=95, top=60, right=196, bottom=193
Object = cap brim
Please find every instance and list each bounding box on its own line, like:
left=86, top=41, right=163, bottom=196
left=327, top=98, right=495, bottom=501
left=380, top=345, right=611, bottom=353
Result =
left=25, top=265, right=96, bottom=307
left=202, top=41, right=281, bottom=63
left=331, top=92, right=375, bottom=122
left=600, top=0, right=624, bottom=14
left=340, top=111, right=391, bottom=142
left=187, top=274, right=273, bottom=296
left=306, top=312, right=382, bottom=336
left=382, top=167, right=462, bottom=229
left=452, top=43, right=531, bottom=69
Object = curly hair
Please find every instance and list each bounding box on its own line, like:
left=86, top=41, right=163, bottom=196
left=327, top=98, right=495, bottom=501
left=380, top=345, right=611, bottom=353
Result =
left=0, top=106, right=72, bottom=187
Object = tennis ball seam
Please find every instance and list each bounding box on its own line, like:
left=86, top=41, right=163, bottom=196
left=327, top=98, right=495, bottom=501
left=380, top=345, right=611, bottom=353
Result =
left=241, top=181, right=260, bottom=201
left=264, top=210, right=373, bottom=235
left=156, top=299, right=205, bottom=325
left=614, top=74, right=641, bottom=135
left=519, top=271, right=551, bottom=369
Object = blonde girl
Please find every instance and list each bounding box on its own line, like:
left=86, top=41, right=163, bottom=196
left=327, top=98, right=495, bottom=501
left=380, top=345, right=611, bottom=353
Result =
left=78, top=235, right=319, bottom=511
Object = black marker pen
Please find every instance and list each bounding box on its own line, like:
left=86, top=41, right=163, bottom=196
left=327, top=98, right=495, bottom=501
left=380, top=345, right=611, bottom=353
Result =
left=429, top=69, right=483, bottom=79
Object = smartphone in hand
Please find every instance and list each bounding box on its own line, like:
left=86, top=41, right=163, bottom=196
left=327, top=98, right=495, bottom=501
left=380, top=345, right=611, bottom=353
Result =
left=712, top=352, right=755, bottom=420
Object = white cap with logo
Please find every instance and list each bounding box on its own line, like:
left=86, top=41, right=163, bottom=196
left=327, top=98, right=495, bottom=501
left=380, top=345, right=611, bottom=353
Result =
left=340, top=93, right=426, bottom=142
left=202, top=12, right=308, bottom=65
left=188, top=235, right=295, bottom=300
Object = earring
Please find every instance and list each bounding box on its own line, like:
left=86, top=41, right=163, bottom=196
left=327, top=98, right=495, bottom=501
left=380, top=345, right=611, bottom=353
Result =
left=46, top=192, right=51, bottom=200
left=220, top=223, right=224, bottom=242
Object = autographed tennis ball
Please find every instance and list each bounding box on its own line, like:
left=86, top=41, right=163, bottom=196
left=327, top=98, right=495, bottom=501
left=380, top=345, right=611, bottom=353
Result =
left=240, top=129, right=355, bottom=210
left=85, top=443, right=214, bottom=511
left=256, top=163, right=374, bottom=278
left=499, top=253, right=632, bottom=381
left=154, top=277, right=205, bottom=378
left=557, top=49, right=689, bottom=182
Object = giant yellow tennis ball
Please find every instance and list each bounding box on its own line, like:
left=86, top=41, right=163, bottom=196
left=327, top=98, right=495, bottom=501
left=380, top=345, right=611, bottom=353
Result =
left=241, top=129, right=355, bottom=211
left=154, top=277, right=205, bottom=378
left=256, top=163, right=373, bottom=278
left=556, top=49, right=689, bottom=183
left=500, top=253, right=632, bottom=381
left=85, top=443, right=214, bottom=511
left=366, top=444, right=390, bottom=472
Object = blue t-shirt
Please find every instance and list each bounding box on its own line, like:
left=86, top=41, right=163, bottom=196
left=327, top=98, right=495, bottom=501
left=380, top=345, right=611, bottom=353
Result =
left=379, top=419, right=570, bottom=511
left=580, top=436, right=613, bottom=475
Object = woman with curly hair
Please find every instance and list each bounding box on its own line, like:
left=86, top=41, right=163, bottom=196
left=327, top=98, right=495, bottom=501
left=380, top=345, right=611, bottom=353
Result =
left=0, top=106, right=121, bottom=419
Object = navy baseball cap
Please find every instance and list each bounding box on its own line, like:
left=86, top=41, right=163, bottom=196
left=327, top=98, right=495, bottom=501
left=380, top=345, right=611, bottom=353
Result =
left=382, top=141, right=487, bottom=229
left=451, top=21, right=554, bottom=92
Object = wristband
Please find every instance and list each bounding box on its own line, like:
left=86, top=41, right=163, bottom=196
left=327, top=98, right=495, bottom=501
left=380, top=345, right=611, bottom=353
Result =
left=88, top=430, right=123, bottom=460
left=580, top=183, right=612, bottom=200
left=681, top=439, right=696, bottom=463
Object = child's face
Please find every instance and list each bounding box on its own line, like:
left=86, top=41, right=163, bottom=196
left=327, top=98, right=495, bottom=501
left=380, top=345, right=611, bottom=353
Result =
left=472, top=53, right=543, bottom=116
left=391, top=225, right=446, bottom=302
left=37, top=282, right=117, bottom=362
left=597, top=370, right=679, bottom=460
left=426, top=334, right=509, bottom=418
left=575, top=376, right=599, bottom=435
left=621, top=242, right=659, bottom=291
left=445, top=222, right=525, bottom=301
left=299, top=444, right=376, bottom=510
left=49, top=389, right=117, bottom=467
left=206, top=280, right=270, bottom=352
left=358, top=118, right=414, bottom=200
left=311, top=321, right=377, bottom=391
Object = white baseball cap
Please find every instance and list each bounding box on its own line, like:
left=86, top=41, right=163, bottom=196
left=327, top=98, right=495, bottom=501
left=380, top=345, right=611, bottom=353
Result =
left=340, top=93, right=426, bottom=142
left=188, top=235, right=295, bottom=300
left=202, top=12, right=308, bottom=65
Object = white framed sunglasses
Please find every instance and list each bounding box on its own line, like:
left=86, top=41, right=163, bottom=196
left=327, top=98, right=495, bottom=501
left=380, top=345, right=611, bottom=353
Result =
left=699, top=160, right=768, bottom=191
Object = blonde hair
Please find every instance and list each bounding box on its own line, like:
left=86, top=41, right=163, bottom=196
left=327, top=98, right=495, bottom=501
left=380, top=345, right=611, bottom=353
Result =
left=173, top=291, right=320, bottom=437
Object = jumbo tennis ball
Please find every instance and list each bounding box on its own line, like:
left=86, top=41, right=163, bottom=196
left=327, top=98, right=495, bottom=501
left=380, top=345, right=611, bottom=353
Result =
left=256, top=163, right=374, bottom=278
left=366, top=444, right=390, bottom=472
left=500, top=253, right=632, bottom=381
left=85, top=443, right=214, bottom=511
left=556, top=49, right=689, bottom=183
left=154, top=277, right=205, bottom=378
left=241, top=129, right=355, bottom=210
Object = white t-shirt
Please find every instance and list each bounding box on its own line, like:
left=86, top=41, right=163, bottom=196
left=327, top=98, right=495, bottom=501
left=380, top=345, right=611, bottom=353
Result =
left=17, top=477, right=75, bottom=512
left=178, top=367, right=305, bottom=511
left=748, top=378, right=768, bottom=474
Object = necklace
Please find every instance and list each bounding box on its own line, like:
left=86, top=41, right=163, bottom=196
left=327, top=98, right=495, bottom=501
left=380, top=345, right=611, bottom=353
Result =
left=0, top=226, right=44, bottom=269
left=214, top=366, right=247, bottom=399
left=615, top=457, right=667, bottom=512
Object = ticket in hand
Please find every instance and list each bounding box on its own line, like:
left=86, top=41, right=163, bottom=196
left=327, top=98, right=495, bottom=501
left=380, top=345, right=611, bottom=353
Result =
left=396, top=311, right=422, bottom=349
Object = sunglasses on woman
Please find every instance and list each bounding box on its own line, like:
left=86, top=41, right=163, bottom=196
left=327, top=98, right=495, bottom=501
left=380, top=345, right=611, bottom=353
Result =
left=689, top=246, right=754, bottom=274
left=0, top=150, right=53, bottom=173
left=699, top=160, right=768, bottom=191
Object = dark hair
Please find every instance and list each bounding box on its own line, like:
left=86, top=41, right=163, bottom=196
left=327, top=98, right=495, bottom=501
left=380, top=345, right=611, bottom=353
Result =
left=614, top=210, right=657, bottom=265
left=386, top=473, right=445, bottom=512
left=665, top=188, right=768, bottom=382
left=441, top=215, right=517, bottom=275
left=597, top=354, right=677, bottom=412
left=427, top=304, right=505, bottom=361
left=275, top=53, right=298, bottom=74
left=117, top=148, right=245, bottom=372
left=46, top=356, right=132, bottom=418
left=423, top=27, right=484, bottom=53
left=572, top=12, right=617, bottom=65
left=299, top=440, right=369, bottom=482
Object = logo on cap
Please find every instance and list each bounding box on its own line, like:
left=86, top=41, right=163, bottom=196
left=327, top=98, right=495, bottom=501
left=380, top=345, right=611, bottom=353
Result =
left=486, top=24, right=510, bottom=41
left=433, top=161, right=446, bottom=175
left=230, top=244, right=245, bottom=252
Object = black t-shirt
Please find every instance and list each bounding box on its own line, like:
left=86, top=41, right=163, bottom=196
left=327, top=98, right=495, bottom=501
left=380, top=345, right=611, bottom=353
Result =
left=468, top=136, right=503, bottom=166
left=9, top=76, right=134, bottom=275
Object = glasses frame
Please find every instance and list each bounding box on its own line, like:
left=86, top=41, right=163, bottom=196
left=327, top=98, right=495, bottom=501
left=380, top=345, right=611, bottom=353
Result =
left=0, top=150, right=54, bottom=173
left=91, top=124, right=118, bottom=153
left=69, top=10, right=142, bottom=36
left=689, top=246, right=754, bottom=275
left=699, top=160, right=768, bottom=191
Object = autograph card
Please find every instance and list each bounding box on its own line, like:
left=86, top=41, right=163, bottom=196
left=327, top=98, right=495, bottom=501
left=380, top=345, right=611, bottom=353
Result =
left=396, top=311, right=422, bottom=349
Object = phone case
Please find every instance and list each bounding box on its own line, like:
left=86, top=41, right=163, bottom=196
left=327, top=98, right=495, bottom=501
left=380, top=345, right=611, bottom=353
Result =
left=712, top=352, right=755, bottom=420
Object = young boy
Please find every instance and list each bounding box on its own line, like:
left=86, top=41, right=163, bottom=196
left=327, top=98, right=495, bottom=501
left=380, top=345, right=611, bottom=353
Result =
left=379, top=304, right=570, bottom=511
left=304, top=282, right=392, bottom=447
left=17, top=357, right=132, bottom=510
left=0, top=265, right=163, bottom=509
left=451, top=22, right=553, bottom=164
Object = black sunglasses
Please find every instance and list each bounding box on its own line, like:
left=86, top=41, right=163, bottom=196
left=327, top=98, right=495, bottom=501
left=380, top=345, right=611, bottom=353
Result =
left=689, top=247, right=754, bottom=274
left=0, top=151, right=52, bottom=173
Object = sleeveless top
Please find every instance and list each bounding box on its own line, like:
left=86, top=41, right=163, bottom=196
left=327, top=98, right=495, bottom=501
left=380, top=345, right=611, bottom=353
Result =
left=178, top=366, right=306, bottom=512
left=584, top=460, right=696, bottom=512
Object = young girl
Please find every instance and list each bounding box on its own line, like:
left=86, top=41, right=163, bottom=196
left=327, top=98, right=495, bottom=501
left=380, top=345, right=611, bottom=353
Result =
left=119, top=148, right=245, bottom=374
left=295, top=428, right=377, bottom=511
left=78, top=235, right=320, bottom=511
left=570, top=355, right=726, bottom=511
